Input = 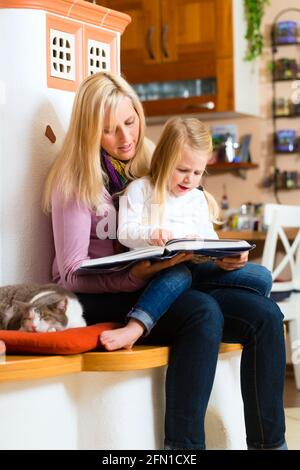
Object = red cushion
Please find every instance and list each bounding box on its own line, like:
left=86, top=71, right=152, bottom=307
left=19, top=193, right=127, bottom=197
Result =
left=0, top=323, right=120, bottom=355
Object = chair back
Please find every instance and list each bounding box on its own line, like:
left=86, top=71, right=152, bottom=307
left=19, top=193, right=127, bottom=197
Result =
left=261, top=204, right=300, bottom=292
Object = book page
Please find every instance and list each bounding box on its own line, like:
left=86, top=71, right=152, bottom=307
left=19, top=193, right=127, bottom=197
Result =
left=165, top=238, right=251, bottom=252
left=80, top=245, right=164, bottom=268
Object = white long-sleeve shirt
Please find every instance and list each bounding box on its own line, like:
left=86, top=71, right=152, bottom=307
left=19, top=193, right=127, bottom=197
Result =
left=118, top=176, right=218, bottom=249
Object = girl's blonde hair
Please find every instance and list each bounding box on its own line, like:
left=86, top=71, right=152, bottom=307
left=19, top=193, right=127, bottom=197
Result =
left=150, top=117, right=220, bottom=223
left=43, top=72, right=151, bottom=212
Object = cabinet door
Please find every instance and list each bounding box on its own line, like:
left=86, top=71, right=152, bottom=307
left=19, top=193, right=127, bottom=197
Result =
left=161, top=0, right=218, bottom=63
left=96, top=0, right=234, bottom=116
left=102, top=0, right=162, bottom=66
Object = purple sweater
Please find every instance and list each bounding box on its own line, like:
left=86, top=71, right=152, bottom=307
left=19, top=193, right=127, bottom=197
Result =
left=51, top=188, right=146, bottom=293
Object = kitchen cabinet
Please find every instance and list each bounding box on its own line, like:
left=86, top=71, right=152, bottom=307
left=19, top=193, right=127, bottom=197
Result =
left=92, top=0, right=259, bottom=118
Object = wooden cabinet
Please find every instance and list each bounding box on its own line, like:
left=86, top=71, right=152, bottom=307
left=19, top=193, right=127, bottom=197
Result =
left=92, top=0, right=259, bottom=118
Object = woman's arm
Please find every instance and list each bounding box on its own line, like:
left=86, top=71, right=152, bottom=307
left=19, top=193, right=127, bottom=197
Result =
left=51, top=190, right=146, bottom=293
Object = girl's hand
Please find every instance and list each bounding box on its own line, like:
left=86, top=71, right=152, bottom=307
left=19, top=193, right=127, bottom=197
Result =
left=148, top=228, right=174, bottom=246
left=215, top=251, right=249, bottom=271
left=130, top=252, right=193, bottom=281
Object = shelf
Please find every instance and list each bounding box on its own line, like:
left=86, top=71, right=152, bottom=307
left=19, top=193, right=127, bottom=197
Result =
left=274, top=114, right=300, bottom=119
left=275, top=186, right=300, bottom=191
left=272, top=41, right=300, bottom=47
left=207, top=162, right=258, bottom=170
left=273, top=77, right=300, bottom=82
left=218, top=228, right=298, bottom=241
left=270, top=10, right=300, bottom=198
left=274, top=150, right=299, bottom=154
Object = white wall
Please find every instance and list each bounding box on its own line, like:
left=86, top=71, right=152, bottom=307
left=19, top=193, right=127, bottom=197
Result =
left=0, top=10, right=75, bottom=284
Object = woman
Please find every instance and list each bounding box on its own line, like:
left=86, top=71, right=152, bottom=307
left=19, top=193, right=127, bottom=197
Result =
left=43, top=72, right=286, bottom=450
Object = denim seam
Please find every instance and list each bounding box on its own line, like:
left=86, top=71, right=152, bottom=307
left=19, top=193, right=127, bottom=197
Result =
left=247, top=438, right=287, bottom=450
left=164, top=439, right=205, bottom=451
left=222, top=313, right=265, bottom=446
left=195, top=281, right=265, bottom=296
left=253, top=336, right=265, bottom=447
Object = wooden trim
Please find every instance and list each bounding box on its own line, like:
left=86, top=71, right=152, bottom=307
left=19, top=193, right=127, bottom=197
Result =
left=0, top=355, right=82, bottom=383
left=83, top=24, right=118, bottom=76
left=82, top=346, right=170, bottom=371
left=0, top=344, right=243, bottom=382
left=218, top=229, right=298, bottom=241
left=216, top=56, right=234, bottom=112
left=46, top=14, right=83, bottom=92
left=0, top=0, right=131, bottom=34
left=219, top=343, right=242, bottom=354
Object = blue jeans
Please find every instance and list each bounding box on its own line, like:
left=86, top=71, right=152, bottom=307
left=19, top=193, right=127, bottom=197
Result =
left=127, top=264, right=192, bottom=334
left=128, top=261, right=272, bottom=335
left=189, top=261, right=272, bottom=297
left=78, top=286, right=286, bottom=449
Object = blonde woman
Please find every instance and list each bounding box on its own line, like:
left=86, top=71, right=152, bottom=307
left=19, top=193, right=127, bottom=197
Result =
left=44, top=72, right=286, bottom=450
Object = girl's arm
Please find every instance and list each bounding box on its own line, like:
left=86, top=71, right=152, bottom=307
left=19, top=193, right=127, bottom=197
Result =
left=118, top=180, right=157, bottom=249
left=51, top=190, right=146, bottom=293
left=195, top=191, right=219, bottom=239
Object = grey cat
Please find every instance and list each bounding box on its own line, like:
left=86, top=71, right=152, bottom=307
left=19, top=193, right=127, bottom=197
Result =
left=0, top=283, right=86, bottom=332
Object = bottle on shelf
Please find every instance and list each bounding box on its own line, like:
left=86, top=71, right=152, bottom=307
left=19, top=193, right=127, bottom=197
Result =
left=219, top=184, right=230, bottom=229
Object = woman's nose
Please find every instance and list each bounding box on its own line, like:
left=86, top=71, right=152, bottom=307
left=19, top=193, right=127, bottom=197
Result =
left=118, top=126, right=130, bottom=142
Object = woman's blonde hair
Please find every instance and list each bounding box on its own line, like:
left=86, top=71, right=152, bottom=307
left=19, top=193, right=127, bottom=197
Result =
left=150, top=117, right=220, bottom=223
left=43, top=72, right=150, bottom=212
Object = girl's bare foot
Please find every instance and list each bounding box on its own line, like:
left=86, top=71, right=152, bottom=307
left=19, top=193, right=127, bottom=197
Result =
left=0, top=340, right=6, bottom=356
left=100, top=320, right=144, bottom=351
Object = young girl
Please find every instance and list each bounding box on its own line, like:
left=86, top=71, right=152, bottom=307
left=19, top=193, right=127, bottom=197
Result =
left=100, top=117, right=272, bottom=351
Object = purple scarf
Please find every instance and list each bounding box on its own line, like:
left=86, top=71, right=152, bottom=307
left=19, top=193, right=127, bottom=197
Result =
left=101, top=149, right=128, bottom=196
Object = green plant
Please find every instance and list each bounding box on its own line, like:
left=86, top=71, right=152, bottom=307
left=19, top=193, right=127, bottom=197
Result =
left=244, top=0, right=270, bottom=61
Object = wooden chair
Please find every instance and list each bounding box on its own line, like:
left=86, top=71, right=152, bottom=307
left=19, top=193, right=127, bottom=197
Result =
left=261, top=204, right=300, bottom=389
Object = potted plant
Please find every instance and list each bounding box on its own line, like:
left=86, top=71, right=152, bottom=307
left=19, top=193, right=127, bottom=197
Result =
left=244, top=0, right=270, bottom=61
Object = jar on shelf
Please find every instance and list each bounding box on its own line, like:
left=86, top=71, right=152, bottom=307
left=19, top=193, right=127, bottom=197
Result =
left=237, top=203, right=255, bottom=231
left=273, top=97, right=292, bottom=116
left=274, top=58, right=299, bottom=80
left=285, top=171, right=299, bottom=189
left=275, top=129, right=297, bottom=152
left=293, top=101, right=300, bottom=116
left=274, top=20, right=299, bottom=44
left=274, top=169, right=286, bottom=189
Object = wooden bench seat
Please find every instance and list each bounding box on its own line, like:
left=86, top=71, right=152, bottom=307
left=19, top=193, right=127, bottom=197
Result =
left=0, top=343, right=242, bottom=383
left=0, top=343, right=245, bottom=449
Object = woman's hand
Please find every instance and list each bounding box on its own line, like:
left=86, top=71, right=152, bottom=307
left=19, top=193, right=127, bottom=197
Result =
left=148, top=228, right=174, bottom=246
left=130, top=252, right=194, bottom=281
left=215, top=251, right=249, bottom=271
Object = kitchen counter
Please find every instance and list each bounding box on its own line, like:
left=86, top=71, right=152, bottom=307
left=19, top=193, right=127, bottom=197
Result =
left=218, top=229, right=297, bottom=241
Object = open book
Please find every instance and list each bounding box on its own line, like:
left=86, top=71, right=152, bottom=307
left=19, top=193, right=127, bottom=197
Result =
left=78, top=238, right=255, bottom=274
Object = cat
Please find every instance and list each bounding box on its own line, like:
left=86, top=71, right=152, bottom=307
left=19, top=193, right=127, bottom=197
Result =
left=0, top=283, right=86, bottom=332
